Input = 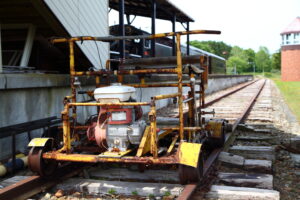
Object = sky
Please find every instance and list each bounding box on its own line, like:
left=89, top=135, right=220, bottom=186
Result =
left=109, top=0, right=300, bottom=54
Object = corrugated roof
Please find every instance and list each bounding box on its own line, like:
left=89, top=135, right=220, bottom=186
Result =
left=109, top=0, right=194, bottom=23
left=281, top=17, right=300, bottom=35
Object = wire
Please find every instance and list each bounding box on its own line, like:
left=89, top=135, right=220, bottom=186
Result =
left=94, top=40, right=103, bottom=70
left=139, top=87, right=143, bottom=102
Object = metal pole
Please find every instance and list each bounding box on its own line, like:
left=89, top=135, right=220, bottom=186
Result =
left=176, top=34, right=184, bottom=140
left=20, top=25, right=36, bottom=67
left=187, top=22, right=190, bottom=55
left=172, top=15, right=176, bottom=56
left=0, top=24, right=2, bottom=73
left=151, top=0, right=156, bottom=57
left=119, top=0, right=125, bottom=58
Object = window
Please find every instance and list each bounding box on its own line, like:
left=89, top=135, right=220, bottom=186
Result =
left=294, top=33, right=300, bottom=44
left=286, top=34, right=291, bottom=44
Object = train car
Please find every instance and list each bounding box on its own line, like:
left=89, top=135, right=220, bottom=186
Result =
left=109, top=25, right=226, bottom=74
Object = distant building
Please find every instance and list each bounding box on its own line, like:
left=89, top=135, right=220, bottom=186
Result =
left=281, top=17, right=300, bottom=81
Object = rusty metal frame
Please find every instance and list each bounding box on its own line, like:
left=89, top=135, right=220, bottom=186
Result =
left=45, top=29, right=220, bottom=165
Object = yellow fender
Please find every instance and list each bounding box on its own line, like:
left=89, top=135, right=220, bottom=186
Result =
left=28, top=138, right=53, bottom=147
left=178, top=142, right=202, bottom=168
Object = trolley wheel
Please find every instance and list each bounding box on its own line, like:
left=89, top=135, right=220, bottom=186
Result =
left=213, top=125, right=225, bottom=148
left=178, top=152, right=204, bottom=185
left=28, top=141, right=57, bottom=177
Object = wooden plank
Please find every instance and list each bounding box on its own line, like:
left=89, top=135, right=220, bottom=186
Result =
left=218, top=172, right=273, bottom=189
left=244, top=159, right=272, bottom=173
left=229, top=146, right=275, bottom=161
left=206, top=185, right=280, bottom=200
left=218, top=152, right=244, bottom=167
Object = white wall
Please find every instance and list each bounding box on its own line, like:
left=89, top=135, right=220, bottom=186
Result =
left=45, top=0, right=109, bottom=69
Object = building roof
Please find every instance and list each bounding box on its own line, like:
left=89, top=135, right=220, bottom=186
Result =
left=109, top=0, right=194, bottom=23
left=281, top=17, right=300, bottom=35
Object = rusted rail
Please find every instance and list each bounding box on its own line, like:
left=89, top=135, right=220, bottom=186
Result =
left=177, top=79, right=266, bottom=200
left=0, top=164, right=86, bottom=200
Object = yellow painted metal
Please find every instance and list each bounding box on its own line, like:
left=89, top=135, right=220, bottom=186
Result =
left=0, top=164, right=7, bottom=177
left=68, top=102, right=150, bottom=107
left=176, top=33, right=184, bottom=141
left=68, top=41, right=77, bottom=118
left=136, top=126, right=151, bottom=157
left=162, top=127, right=202, bottom=131
left=207, top=121, right=223, bottom=138
left=20, top=156, right=28, bottom=167
left=137, top=128, right=173, bottom=157
left=28, top=138, right=52, bottom=147
left=153, top=93, right=179, bottom=101
left=51, top=30, right=220, bottom=44
left=158, top=130, right=173, bottom=139
left=149, top=104, right=158, bottom=158
left=178, top=142, right=202, bottom=168
left=167, top=135, right=179, bottom=155
left=99, top=149, right=133, bottom=158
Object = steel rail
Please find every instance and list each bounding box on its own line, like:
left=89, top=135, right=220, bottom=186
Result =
left=0, top=164, right=87, bottom=200
left=177, top=79, right=266, bottom=200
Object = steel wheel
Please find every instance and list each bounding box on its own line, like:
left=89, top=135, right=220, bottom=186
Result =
left=28, top=141, right=57, bottom=177
left=178, top=152, right=204, bottom=185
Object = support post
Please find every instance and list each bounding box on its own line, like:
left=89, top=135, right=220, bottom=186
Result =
left=172, top=15, right=176, bottom=56
left=187, top=22, right=190, bottom=55
left=151, top=0, right=156, bottom=57
left=119, top=0, right=125, bottom=59
left=176, top=34, right=184, bottom=140
left=0, top=24, right=2, bottom=73
left=69, top=41, right=77, bottom=120
left=20, top=25, right=36, bottom=67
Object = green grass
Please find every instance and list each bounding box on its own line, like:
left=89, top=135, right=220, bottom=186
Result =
left=271, top=76, right=300, bottom=122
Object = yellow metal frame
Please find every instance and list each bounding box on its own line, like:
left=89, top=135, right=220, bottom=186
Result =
left=28, top=138, right=53, bottom=147
left=39, top=29, right=220, bottom=168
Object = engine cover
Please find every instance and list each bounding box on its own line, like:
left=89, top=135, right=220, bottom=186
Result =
left=106, top=120, right=146, bottom=151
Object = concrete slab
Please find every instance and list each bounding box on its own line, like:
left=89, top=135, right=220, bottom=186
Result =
left=229, top=146, right=275, bottom=161
left=218, top=172, right=273, bottom=189
left=56, top=178, right=184, bottom=197
left=244, top=159, right=272, bottom=173
left=290, top=153, right=300, bottom=167
left=206, top=185, right=280, bottom=200
left=88, top=168, right=179, bottom=182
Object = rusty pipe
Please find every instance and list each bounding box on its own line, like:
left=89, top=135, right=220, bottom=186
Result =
left=51, top=29, right=221, bottom=43
left=153, top=93, right=179, bottom=101
left=73, top=68, right=177, bottom=76
left=68, top=102, right=150, bottom=107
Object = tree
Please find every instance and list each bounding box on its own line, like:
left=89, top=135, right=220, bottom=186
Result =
left=226, top=56, right=248, bottom=74
left=230, top=46, right=247, bottom=60
left=255, top=46, right=271, bottom=72
left=244, top=49, right=256, bottom=72
left=189, top=41, right=232, bottom=59
left=271, top=50, right=281, bottom=71
left=229, top=46, right=252, bottom=72
left=189, top=41, right=213, bottom=53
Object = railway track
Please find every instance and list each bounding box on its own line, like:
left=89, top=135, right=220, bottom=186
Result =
left=0, top=78, right=279, bottom=200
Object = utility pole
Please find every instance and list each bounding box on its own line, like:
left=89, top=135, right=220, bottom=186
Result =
left=234, top=64, right=237, bottom=75
left=0, top=24, right=2, bottom=73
